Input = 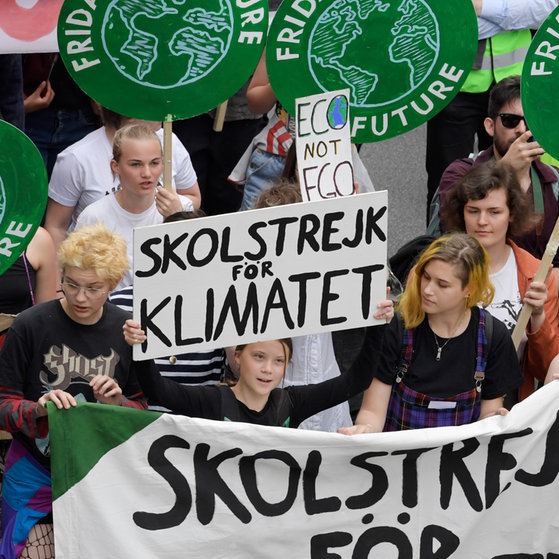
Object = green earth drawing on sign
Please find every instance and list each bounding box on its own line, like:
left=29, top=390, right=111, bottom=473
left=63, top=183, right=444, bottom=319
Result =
left=327, top=95, right=349, bottom=129
left=309, top=0, right=438, bottom=107
left=102, top=0, right=234, bottom=89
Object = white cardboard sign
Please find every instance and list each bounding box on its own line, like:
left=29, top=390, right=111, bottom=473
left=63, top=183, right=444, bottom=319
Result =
left=296, top=89, right=354, bottom=202
left=133, top=191, right=388, bottom=360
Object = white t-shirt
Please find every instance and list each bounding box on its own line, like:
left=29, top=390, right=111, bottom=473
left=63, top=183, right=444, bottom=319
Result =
left=486, top=246, right=526, bottom=357
left=49, top=127, right=197, bottom=231
left=76, top=193, right=163, bottom=290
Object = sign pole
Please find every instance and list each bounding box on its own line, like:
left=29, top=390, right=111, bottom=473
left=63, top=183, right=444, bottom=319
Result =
left=213, top=101, right=228, bottom=132
left=163, top=114, right=173, bottom=191
left=511, top=214, right=559, bottom=349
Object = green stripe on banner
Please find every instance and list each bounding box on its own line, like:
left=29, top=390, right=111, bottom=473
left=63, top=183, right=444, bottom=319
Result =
left=49, top=403, right=160, bottom=500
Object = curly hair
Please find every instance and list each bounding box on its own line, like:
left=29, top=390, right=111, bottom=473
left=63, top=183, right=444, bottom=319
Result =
left=397, top=233, right=494, bottom=329
left=442, top=160, right=535, bottom=238
left=58, top=223, right=129, bottom=289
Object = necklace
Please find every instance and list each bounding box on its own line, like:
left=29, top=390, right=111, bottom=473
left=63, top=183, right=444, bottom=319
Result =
left=433, top=334, right=451, bottom=361
left=431, top=311, right=468, bottom=361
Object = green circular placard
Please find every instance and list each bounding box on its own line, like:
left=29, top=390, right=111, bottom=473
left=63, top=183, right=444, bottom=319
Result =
left=522, top=6, right=559, bottom=160
left=57, top=0, right=268, bottom=121
left=0, top=121, right=48, bottom=275
left=267, top=0, right=477, bottom=143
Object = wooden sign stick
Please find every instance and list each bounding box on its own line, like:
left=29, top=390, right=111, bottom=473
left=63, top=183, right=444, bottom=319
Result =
left=163, top=114, right=173, bottom=191
left=213, top=100, right=228, bottom=132
left=511, top=214, right=559, bottom=349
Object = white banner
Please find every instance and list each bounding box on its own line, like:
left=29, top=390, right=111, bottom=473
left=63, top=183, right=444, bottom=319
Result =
left=51, top=382, right=559, bottom=558
left=132, top=191, right=388, bottom=360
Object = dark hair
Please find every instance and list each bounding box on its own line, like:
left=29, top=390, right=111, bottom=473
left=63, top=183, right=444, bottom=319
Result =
left=100, top=106, right=128, bottom=130
left=281, top=143, right=297, bottom=180
left=442, top=160, right=535, bottom=237
left=164, top=209, right=207, bottom=223
left=254, top=178, right=302, bottom=209
left=487, top=75, right=521, bottom=119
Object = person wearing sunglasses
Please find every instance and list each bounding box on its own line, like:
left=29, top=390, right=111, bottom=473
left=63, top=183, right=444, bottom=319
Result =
left=437, top=75, right=559, bottom=287
left=425, top=1, right=557, bottom=222
left=0, top=223, right=148, bottom=559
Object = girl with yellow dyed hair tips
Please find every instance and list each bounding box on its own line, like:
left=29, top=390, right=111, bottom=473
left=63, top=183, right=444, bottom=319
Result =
left=340, top=233, right=523, bottom=434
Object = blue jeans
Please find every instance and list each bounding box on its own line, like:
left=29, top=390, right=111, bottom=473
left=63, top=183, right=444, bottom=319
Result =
left=239, top=149, right=286, bottom=211
left=25, top=105, right=99, bottom=178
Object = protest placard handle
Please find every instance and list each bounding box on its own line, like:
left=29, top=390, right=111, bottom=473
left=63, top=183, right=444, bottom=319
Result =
left=213, top=101, right=228, bottom=132
left=163, top=115, right=173, bottom=191
left=511, top=215, right=559, bottom=349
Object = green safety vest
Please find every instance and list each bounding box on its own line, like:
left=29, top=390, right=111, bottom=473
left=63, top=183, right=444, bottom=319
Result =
left=462, top=29, right=532, bottom=93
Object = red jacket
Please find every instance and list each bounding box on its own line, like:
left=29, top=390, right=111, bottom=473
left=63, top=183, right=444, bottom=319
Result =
left=511, top=241, right=559, bottom=400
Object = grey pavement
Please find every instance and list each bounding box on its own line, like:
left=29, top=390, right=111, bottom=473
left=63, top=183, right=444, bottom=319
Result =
left=359, top=124, right=428, bottom=258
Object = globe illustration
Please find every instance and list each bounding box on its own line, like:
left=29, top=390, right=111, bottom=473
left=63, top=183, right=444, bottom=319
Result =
left=327, top=95, right=349, bottom=129
left=309, top=0, right=439, bottom=108
left=101, top=0, right=234, bottom=89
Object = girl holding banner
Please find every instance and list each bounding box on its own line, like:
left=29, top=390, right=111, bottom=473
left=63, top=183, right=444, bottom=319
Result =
left=124, top=298, right=393, bottom=427
left=442, top=161, right=559, bottom=401
left=0, top=224, right=148, bottom=559
left=339, top=233, right=523, bottom=434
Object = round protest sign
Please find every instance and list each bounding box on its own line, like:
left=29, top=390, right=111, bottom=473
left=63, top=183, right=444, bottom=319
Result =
left=521, top=6, right=559, bottom=159
left=57, top=0, right=268, bottom=121
left=0, top=120, right=47, bottom=275
left=267, top=0, right=477, bottom=143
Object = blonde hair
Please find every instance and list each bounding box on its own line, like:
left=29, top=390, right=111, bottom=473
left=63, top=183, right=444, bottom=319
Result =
left=398, top=233, right=494, bottom=329
left=58, top=223, right=129, bottom=288
left=112, top=123, right=162, bottom=162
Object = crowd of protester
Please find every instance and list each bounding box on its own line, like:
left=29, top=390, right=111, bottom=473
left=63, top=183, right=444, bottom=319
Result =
left=1, top=0, right=559, bottom=555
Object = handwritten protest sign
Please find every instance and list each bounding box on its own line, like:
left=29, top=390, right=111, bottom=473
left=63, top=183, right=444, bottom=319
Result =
left=522, top=5, right=559, bottom=159
left=296, top=89, right=354, bottom=202
left=0, top=121, right=48, bottom=274
left=266, top=0, right=477, bottom=143
left=50, top=381, right=559, bottom=558
left=56, top=0, right=268, bottom=121
left=0, top=0, right=62, bottom=53
left=133, top=191, right=387, bottom=360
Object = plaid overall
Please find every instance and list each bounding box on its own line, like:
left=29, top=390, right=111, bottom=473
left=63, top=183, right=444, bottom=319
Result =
left=384, top=310, right=490, bottom=431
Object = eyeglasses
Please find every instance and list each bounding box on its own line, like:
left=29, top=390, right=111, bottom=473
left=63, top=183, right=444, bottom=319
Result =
left=61, top=278, right=108, bottom=298
left=498, top=113, right=527, bottom=129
